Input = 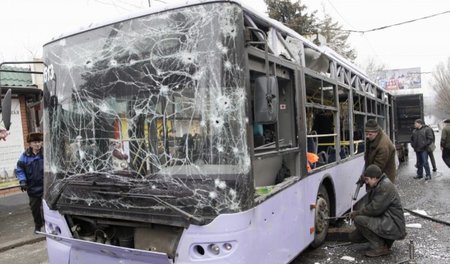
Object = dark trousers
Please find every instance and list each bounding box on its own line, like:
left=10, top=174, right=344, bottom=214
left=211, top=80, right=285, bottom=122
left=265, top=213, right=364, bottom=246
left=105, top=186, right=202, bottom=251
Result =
left=350, top=215, right=393, bottom=249
left=443, top=148, right=450, bottom=168
left=29, top=196, right=43, bottom=230
left=428, top=150, right=437, bottom=170
left=415, top=151, right=431, bottom=177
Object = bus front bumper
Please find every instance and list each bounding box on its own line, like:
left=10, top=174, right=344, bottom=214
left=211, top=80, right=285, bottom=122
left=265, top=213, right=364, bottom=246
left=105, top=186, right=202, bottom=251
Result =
left=37, top=231, right=172, bottom=264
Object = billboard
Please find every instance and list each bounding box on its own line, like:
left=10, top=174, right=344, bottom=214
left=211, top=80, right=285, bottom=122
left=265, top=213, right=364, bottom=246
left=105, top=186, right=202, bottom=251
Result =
left=376, top=67, right=421, bottom=91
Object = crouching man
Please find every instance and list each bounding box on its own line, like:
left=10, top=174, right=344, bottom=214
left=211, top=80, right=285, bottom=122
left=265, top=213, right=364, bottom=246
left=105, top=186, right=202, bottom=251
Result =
left=349, top=164, right=406, bottom=257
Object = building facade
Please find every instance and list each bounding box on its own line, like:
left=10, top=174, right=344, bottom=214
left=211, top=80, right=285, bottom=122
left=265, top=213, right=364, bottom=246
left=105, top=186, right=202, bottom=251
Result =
left=0, top=62, right=43, bottom=181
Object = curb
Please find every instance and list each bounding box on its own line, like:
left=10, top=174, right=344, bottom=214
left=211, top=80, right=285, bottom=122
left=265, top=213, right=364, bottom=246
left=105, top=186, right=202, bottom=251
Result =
left=0, top=185, right=20, bottom=197
left=0, top=236, right=45, bottom=253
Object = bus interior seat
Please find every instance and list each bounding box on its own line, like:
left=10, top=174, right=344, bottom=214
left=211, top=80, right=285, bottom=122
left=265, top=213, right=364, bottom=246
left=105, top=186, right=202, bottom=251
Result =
left=317, top=151, right=328, bottom=167
left=339, top=146, right=349, bottom=159
left=307, top=130, right=318, bottom=154
left=327, top=146, right=336, bottom=163
left=307, top=137, right=316, bottom=153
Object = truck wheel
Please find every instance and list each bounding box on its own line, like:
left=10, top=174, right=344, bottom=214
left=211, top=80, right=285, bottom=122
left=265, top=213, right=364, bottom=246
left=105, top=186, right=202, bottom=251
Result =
left=310, top=185, right=330, bottom=248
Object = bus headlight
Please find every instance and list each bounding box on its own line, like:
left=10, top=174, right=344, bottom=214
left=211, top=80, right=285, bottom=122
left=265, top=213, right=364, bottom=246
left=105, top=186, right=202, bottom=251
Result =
left=191, top=241, right=236, bottom=259
left=223, top=242, right=232, bottom=251
left=209, top=244, right=220, bottom=255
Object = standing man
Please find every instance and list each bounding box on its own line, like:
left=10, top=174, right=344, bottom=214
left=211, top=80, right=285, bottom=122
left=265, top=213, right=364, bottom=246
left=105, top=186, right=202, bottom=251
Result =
left=411, top=119, right=433, bottom=180
left=441, top=119, right=450, bottom=168
left=16, top=132, right=44, bottom=233
left=349, top=164, right=406, bottom=257
left=425, top=124, right=437, bottom=172
left=364, top=119, right=397, bottom=183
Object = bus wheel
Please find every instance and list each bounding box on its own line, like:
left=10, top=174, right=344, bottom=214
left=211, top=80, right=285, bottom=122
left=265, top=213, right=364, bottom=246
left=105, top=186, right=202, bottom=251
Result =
left=310, top=185, right=330, bottom=248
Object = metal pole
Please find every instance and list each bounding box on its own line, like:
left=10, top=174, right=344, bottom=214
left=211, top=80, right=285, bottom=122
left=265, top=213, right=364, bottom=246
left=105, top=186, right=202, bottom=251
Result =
left=409, top=240, right=416, bottom=263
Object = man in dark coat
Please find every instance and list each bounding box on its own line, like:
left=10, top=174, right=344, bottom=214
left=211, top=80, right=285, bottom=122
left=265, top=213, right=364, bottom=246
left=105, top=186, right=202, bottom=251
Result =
left=441, top=119, right=450, bottom=168
left=411, top=119, right=433, bottom=180
left=364, top=119, right=397, bottom=183
left=349, top=164, right=406, bottom=257
left=16, top=132, right=44, bottom=232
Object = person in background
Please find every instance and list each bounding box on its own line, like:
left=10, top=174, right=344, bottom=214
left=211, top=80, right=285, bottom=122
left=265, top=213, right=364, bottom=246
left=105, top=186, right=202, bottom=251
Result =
left=349, top=164, right=406, bottom=257
left=364, top=119, right=397, bottom=183
left=16, top=132, right=44, bottom=233
left=441, top=119, right=450, bottom=168
left=0, top=128, right=8, bottom=141
left=425, top=123, right=437, bottom=172
left=411, top=119, right=433, bottom=180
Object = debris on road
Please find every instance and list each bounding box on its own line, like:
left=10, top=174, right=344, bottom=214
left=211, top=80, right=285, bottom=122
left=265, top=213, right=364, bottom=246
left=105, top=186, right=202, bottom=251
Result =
left=340, top=256, right=355, bottom=262
left=406, top=223, right=422, bottom=228
left=412, top=209, right=428, bottom=215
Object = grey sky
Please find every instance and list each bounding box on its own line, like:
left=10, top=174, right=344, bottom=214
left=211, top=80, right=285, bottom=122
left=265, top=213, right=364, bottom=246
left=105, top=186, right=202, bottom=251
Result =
left=2, top=0, right=450, bottom=82
left=303, top=0, right=450, bottom=72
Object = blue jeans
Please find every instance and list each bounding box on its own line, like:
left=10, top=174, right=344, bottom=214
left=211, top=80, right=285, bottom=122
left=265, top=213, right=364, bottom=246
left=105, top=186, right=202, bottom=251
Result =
left=416, top=151, right=431, bottom=177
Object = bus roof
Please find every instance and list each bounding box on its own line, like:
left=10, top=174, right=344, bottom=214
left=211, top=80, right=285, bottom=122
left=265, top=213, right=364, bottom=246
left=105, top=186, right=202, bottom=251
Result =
left=44, top=0, right=247, bottom=46
left=44, top=0, right=371, bottom=84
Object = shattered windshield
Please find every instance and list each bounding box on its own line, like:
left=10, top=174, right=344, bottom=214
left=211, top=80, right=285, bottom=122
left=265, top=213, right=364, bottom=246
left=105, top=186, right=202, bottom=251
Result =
left=43, top=2, right=251, bottom=225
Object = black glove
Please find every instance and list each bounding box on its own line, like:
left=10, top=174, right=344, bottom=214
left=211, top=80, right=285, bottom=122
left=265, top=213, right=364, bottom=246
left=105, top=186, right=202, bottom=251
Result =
left=19, top=181, right=28, bottom=192
left=355, top=174, right=365, bottom=186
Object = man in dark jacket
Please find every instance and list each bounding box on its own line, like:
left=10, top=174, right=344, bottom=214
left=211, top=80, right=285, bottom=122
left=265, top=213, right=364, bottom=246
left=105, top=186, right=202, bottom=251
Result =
left=16, top=132, right=44, bottom=232
left=364, top=119, right=397, bottom=183
left=411, top=119, right=433, bottom=180
left=349, top=164, right=406, bottom=257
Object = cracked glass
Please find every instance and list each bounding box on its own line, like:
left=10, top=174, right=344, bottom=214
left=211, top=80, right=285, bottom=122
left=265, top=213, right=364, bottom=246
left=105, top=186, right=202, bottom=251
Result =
left=43, top=2, right=251, bottom=226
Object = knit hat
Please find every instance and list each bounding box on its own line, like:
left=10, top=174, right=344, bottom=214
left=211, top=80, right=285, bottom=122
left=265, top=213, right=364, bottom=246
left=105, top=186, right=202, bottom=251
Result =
left=364, top=164, right=382, bottom=178
left=415, top=119, right=424, bottom=125
left=365, top=119, right=380, bottom=132
left=27, top=132, right=43, bottom=142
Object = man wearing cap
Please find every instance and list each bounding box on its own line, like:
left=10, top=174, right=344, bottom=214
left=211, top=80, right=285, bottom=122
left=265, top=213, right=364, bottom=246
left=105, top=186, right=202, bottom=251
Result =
left=16, top=132, right=44, bottom=233
left=364, top=119, right=397, bottom=183
left=441, top=119, right=450, bottom=168
left=349, top=164, right=406, bottom=257
left=411, top=119, right=433, bottom=180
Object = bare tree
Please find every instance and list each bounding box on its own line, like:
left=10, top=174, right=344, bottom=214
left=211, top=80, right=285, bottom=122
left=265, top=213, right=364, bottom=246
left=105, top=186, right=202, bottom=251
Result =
left=431, top=58, right=450, bottom=116
left=360, top=57, right=387, bottom=82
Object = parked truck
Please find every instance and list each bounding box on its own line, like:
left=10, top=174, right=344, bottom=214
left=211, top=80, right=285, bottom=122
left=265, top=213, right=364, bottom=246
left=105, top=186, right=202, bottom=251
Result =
left=394, top=93, right=424, bottom=162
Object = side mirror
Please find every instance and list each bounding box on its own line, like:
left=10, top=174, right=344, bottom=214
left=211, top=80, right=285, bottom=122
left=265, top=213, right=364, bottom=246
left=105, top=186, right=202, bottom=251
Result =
left=254, top=76, right=278, bottom=124
left=1, top=89, right=11, bottom=130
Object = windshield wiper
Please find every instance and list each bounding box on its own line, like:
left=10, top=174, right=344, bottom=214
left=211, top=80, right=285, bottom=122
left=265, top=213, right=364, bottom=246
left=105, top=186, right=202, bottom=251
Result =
left=48, top=174, right=132, bottom=209
left=93, top=190, right=206, bottom=225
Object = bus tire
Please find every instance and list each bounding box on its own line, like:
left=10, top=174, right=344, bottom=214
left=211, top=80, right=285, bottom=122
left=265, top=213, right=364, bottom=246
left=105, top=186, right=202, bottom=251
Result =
left=310, top=185, right=330, bottom=248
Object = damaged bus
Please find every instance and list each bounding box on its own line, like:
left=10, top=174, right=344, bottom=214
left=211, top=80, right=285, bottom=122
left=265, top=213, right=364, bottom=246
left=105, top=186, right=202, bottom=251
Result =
left=41, top=1, right=395, bottom=263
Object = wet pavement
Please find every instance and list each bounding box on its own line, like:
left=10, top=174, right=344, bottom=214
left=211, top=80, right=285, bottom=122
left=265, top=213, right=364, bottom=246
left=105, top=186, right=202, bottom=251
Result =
left=0, top=191, right=45, bottom=253
left=292, top=142, right=450, bottom=264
